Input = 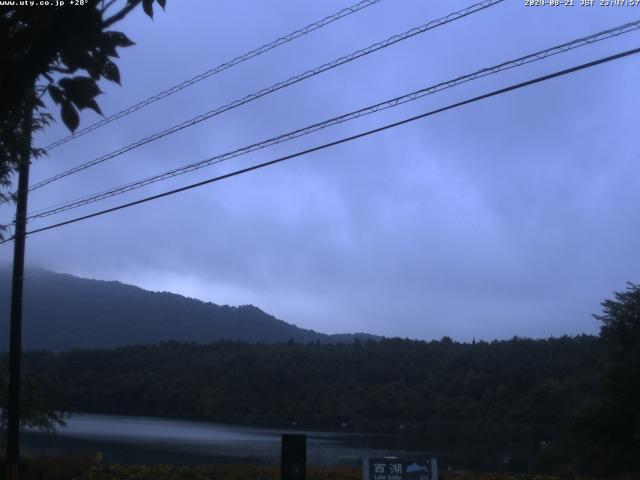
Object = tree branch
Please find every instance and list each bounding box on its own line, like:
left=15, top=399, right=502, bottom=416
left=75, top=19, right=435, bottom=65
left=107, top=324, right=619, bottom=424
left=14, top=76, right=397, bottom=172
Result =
left=102, top=1, right=140, bottom=28
left=101, top=0, right=118, bottom=14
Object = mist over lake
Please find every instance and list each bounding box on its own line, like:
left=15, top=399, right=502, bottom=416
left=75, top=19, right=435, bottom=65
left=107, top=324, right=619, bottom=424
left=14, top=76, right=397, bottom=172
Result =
left=24, top=414, right=547, bottom=472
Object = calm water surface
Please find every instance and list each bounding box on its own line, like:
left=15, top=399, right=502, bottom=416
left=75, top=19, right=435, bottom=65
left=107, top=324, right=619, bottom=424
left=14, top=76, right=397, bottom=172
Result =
left=24, top=413, right=547, bottom=471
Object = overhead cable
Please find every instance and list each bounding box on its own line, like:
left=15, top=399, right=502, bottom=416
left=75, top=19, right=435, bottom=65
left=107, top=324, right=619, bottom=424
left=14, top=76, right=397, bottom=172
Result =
left=25, top=0, right=504, bottom=195
left=26, top=19, right=640, bottom=220
left=2, top=45, right=635, bottom=243
left=41, top=0, right=386, bottom=152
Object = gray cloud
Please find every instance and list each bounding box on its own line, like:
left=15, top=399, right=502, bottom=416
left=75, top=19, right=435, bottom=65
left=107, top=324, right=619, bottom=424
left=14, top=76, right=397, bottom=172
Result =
left=2, top=0, right=638, bottom=340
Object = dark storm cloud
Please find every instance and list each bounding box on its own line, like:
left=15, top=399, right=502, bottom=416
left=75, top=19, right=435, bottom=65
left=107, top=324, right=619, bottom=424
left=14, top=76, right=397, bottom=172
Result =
left=2, top=0, right=638, bottom=340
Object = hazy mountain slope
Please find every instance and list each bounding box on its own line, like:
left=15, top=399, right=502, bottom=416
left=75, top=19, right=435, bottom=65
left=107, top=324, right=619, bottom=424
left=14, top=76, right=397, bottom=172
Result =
left=0, top=268, right=377, bottom=351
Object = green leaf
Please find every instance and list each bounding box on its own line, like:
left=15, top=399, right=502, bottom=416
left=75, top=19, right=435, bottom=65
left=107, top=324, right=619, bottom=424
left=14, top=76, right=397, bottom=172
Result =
left=104, top=31, right=135, bottom=48
left=59, top=76, right=102, bottom=102
left=84, top=98, right=103, bottom=116
left=48, top=85, right=65, bottom=105
left=87, top=67, right=101, bottom=80
left=102, top=60, right=121, bottom=85
left=60, top=101, right=79, bottom=132
left=83, top=53, right=104, bottom=80
left=142, top=0, right=153, bottom=18
left=60, top=43, right=86, bottom=72
left=99, top=34, right=120, bottom=58
left=59, top=77, right=102, bottom=117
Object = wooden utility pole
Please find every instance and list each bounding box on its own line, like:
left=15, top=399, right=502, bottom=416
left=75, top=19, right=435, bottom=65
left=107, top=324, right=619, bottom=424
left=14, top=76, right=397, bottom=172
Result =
left=6, top=96, right=34, bottom=480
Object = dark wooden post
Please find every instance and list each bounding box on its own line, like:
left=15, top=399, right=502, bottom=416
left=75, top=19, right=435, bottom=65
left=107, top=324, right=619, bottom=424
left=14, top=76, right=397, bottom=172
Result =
left=6, top=94, right=34, bottom=480
left=281, top=434, right=306, bottom=480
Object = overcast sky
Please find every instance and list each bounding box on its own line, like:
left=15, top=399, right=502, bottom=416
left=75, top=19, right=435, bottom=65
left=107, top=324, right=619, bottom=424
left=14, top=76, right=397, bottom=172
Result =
left=2, top=0, right=638, bottom=340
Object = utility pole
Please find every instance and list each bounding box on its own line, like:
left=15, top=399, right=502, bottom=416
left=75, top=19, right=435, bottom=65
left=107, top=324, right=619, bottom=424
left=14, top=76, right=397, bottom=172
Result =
left=6, top=95, right=34, bottom=480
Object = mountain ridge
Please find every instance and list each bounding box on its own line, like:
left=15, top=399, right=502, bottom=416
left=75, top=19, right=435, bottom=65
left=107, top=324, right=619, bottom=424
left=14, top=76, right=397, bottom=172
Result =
left=0, top=267, right=379, bottom=351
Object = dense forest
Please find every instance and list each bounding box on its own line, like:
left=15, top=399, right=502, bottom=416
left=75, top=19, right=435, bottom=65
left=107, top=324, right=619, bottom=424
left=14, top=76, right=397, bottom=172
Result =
left=0, top=335, right=607, bottom=474
left=6, top=336, right=600, bottom=430
left=2, top=283, right=638, bottom=476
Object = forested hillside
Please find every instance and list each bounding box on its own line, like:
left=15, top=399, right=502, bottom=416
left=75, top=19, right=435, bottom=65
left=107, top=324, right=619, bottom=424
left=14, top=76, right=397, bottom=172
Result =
left=0, top=268, right=375, bottom=350
left=14, top=336, right=600, bottom=432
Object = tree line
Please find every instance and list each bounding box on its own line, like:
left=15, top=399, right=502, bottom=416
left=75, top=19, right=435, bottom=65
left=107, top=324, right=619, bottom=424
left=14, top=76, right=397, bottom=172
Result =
left=4, top=336, right=601, bottom=430
left=2, top=283, right=639, bottom=476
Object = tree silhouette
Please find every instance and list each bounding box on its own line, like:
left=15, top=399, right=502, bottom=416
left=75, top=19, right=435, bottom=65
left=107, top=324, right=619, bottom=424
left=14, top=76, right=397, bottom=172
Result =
left=592, top=282, right=640, bottom=471
left=0, top=0, right=167, bottom=207
left=560, top=283, right=640, bottom=475
left=0, top=366, right=67, bottom=439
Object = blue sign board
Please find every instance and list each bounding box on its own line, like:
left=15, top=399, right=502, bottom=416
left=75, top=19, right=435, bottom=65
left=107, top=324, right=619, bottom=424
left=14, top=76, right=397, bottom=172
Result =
left=363, top=457, right=437, bottom=480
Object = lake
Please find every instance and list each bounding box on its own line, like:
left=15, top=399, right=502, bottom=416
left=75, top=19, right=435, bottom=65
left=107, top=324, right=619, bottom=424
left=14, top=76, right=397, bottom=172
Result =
left=23, top=413, right=549, bottom=472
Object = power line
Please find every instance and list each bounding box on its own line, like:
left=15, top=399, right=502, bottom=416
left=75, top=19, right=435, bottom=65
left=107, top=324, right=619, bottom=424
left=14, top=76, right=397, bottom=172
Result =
left=3, top=45, right=636, bottom=244
left=24, top=0, right=504, bottom=195
left=25, top=19, right=640, bottom=220
left=41, top=0, right=385, bottom=152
